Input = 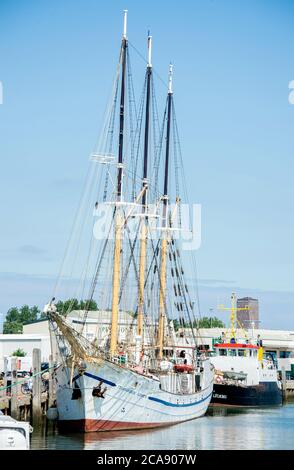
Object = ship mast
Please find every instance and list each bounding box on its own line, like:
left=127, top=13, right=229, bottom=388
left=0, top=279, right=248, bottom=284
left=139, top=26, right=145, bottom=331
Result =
left=218, top=292, right=249, bottom=341
left=110, top=10, right=128, bottom=356
left=137, top=34, right=152, bottom=342
left=158, top=64, right=173, bottom=360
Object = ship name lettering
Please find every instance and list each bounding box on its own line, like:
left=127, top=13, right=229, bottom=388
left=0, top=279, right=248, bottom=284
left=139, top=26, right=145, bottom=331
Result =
left=213, top=393, right=227, bottom=399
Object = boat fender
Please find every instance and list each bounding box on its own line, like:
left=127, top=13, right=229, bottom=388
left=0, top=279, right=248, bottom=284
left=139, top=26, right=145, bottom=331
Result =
left=46, top=407, right=58, bottom=421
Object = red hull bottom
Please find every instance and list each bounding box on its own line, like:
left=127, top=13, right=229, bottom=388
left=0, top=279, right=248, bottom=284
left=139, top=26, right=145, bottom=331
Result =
left=58, top=419, right=177, bottom=433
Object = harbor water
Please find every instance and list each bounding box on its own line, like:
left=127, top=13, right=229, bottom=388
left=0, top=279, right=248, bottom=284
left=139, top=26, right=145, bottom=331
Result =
left=31, top=403, right=294, bottom=450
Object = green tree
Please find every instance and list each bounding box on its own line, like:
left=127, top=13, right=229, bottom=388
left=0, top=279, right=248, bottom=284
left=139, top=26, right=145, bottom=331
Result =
left=19, top=305, right=39, bottom=324
left=3, top=305, right=41, bottom=334
left=55, top=298, right=98, bottom=316
left=3, top=320, right=23, bottom=334
left=79, top=299, right=98, bottom=311
left=127, top=310, right=137, bottom=318
left=3, top=299, right=99, bottom=333
left=172, top=316, right=225, bottom=330
left=195, top=316, right=225, bottom=328
left=172, top=319, right=181, bottom=331
left=12, top=348, right=26, bottom=357
left=3, top=307, right=23, bottom=333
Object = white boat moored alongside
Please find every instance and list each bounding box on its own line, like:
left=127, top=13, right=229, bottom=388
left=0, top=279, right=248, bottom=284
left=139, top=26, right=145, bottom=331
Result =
left=0, top=411, right=32, bottom=450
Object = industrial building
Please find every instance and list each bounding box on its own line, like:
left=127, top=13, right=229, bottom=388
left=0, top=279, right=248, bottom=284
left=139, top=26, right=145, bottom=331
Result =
left=236, top=297, right=260, bottom=329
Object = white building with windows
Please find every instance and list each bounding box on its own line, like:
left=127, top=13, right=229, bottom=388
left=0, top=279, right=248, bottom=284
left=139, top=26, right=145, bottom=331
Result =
left=23, top=310, right=137, bottom=344
left=0, top=334, right=51, bottom=371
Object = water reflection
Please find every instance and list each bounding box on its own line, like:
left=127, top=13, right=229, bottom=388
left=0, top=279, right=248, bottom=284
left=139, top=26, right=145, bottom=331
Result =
left=30, top=404, right=294, bottom=450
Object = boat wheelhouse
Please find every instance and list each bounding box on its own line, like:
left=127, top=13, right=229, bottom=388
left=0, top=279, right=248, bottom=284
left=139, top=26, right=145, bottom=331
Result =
left=214, top=342, right=259, bottom=357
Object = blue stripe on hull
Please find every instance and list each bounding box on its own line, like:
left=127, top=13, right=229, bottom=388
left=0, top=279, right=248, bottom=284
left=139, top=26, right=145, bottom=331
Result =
left=148, top=393, right=212, bottom=407
left=84, top=372, right=116, bottom=387
left=71, top=372, right=116, bottom=387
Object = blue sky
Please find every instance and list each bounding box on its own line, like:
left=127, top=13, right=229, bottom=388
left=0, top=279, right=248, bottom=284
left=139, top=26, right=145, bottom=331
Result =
left=0, top=0, right=294, bottom=328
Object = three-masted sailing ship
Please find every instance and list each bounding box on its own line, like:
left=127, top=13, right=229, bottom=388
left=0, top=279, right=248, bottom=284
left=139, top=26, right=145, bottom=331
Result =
left=45, top=11, right=214, bottom=432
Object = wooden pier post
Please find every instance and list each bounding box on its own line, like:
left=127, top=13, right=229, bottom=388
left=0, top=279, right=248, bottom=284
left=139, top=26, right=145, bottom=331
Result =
left=10, top=357, right=18, bottom=419
left=0, top=357, right=9, bottom=414
left=0, top=356, right=8, bottom=399
left=281, top=366, right=287, bottom=400
left=32, top=348, right=42, bottom=423
left=4, top=356, right=8, bottom=392
left=48, top=354, right=54, bottom=408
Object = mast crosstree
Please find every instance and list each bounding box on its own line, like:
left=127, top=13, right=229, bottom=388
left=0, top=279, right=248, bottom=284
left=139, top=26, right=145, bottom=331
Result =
left=218, top=292, right=249, bottom=341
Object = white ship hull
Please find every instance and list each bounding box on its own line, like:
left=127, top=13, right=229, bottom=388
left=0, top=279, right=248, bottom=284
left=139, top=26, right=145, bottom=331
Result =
left=55, top=358, right=214, bottom=432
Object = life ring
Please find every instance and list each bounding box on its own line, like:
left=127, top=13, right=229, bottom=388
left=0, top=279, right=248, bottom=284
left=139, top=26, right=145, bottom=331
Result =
left=215, top=375, right=223, bottom=384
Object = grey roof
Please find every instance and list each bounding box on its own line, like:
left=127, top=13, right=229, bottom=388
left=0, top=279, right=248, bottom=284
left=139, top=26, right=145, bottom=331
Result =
left=68, top=310, right=136, bottom=324
left=237, top=297, right=258, bottom=302
left=23, top=318, right=48, bottom=325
